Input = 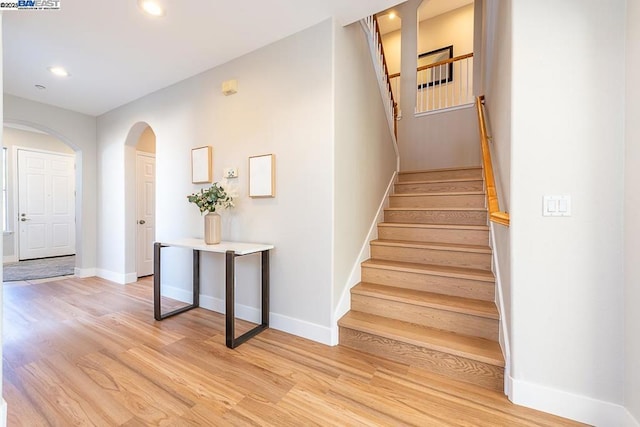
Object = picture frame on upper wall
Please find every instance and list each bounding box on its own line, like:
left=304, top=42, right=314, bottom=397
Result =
left=191, top=146, right=213, bottom=184
left=417, top=45, right=453, bottom=89
left=249, top=154, right=275, bottom=198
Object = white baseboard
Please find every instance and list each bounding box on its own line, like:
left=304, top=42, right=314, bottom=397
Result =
left=3, top=255, right=18, bottom=264
left=74, top=267, right=96, bottom=278
left=162, top=284, right=333, bottom=345
left=1, top=398, right=7, bottom=427
left=124, top=272, right=138, bottom=284
left=331, top=171, right=397, bottom=345
left=511, top=377, right=632, bottom=426
left=95, top=269, right=129, bottom=285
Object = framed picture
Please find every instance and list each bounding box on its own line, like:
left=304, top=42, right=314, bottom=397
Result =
left=191, top=146, right=212, bottom=184
left=418, top=45, right=453, bottom=89
left=249, top=154, right=275, bottom=198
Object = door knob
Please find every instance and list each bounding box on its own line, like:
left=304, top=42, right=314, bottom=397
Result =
left=138, top=220, right=146, bottom=225
left=21, top=217, right=30, bottom=221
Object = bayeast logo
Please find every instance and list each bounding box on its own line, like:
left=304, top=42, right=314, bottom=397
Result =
left=0, top=0, right=61, bottom=10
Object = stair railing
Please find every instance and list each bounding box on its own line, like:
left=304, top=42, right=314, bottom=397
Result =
left=361, top=15, right=399, bottom=140
left=476, top=95, right=510, bottom=226
left=416, top=53, right=474, bottom=114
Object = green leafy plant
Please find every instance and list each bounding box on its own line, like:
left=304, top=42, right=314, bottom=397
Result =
left=187, top=182, right=234, bottom=214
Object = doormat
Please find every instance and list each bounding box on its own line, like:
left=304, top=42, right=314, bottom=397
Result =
left=3, top=255, right=75, bottom=282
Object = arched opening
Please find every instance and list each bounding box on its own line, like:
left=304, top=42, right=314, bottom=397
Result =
left=2, top=121, right=82, bottom=281
left=124, top=122, right=156, bottom=281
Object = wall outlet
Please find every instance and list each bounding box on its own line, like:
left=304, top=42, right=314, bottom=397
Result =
left=224, top=167, right=238, bottom=179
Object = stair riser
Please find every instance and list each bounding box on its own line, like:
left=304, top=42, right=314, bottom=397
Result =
left=371, top=246, right=492, bottom=271
left=385, top=210, right=488, bottom=226
left=339, top=327, right=504, bottom=392
left=361, top=266, right=495, bottom=301
left=389, top=194, right=485, bottom=209
left=399, top=169, right=482, bottom=182
left=377, top=226, right=489, bottom=246
left=351, top=294, right=499, bottom=341
left=394, top=180, right=484, bottom=194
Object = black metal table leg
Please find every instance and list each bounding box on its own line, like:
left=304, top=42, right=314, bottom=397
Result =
left=153, top=243, right=200, bottom=320
left=225, top=249, right=270, bottom=349
left=225, top=250, right=236, bottom=348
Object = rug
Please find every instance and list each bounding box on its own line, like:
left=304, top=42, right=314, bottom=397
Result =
left=3, top=255, right=75, bottom=282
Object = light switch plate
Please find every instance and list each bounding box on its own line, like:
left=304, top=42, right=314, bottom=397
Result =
left=224, top=167, right=238, bottom=179
left=543, top=195, right=571, bottom=217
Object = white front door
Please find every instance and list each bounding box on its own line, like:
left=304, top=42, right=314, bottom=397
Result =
left=136, top=152, right=155, bottom=277
left=18, top=149, right=75, bottom=260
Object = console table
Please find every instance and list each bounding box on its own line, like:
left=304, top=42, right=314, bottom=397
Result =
left=153, top=238, right=274, bottom=348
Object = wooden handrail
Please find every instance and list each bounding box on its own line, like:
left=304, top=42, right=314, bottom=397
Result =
left=417, top=52, right=474, bottom=72
left=476, top=95, right=510, bottom=227
left=372, top=15, right=398, bottom=138
left=386, top=53, right=474, bottom=79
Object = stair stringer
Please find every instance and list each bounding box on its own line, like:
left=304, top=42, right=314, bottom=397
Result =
left=491, top=221, right=512, bottom=397
left=331, top=171, right=397, bottom=345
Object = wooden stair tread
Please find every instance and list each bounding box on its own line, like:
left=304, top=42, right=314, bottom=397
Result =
left=396, top=177, right=483, bottom=185
left=370, top=239, right=491, bottom=254
left=378, top=223, right=489, bottom=231
left=385, top=207, right=487, bottom=212
left=390, top=191, right=485, bottom=197
left=338, top=311, right=504, bottom=367
left=353, top=282, right=499, bottom=319
left=399, top=166, right=482, bottom=174
left=363, top=259, right=495, bottom=282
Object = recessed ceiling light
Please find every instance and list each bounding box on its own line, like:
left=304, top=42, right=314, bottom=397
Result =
left=48, top=66, right=70, bottom=77
left=35, top=84, right=46, bottom=90
left=138, top=0, right=165, bottom=17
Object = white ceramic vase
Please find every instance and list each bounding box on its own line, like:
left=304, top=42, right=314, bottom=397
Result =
left=204, top=212, right=221, bottom=244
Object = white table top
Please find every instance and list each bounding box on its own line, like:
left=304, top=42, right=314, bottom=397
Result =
left=159, top=238, right=274, bottom=255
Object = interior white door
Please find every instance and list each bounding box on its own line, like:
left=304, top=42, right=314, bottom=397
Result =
left=136, top=152, right=156, bottom=277
left=18, top=149, right=75, bottom=260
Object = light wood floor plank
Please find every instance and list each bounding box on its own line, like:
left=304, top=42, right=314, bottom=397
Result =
left=2, top=276, right=585, bottom=426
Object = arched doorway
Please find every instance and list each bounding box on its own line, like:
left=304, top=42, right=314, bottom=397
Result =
left=124, top=122, right=156, bottom=280
left=2, top=122, right=82, bottom=279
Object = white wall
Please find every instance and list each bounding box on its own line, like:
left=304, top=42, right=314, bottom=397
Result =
left=625, top=0, right=640, bottom=423
left=481, top=0, right=512, bottom=395
left=381, top=28, right=401, bottom=76
left=3, top=95, right=98, bottom=277
left=97, top=19, right=338, bottom=342
left=510, top=1, right=626, bottom=424
left=2, top=127, right=74, bottom=262
left=418, top=4, right=474, bottom=57
left=333, top=21, right=397, bottom=322
left=397, top=0, right=480, bottom=171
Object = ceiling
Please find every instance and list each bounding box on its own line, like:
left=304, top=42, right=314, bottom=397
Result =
left=378, top=0, right=474, bottom=35
left=2, top=0, right=404, bottom=117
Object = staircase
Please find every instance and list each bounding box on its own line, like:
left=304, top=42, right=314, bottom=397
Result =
left=338, top=166, right=504, bottom=392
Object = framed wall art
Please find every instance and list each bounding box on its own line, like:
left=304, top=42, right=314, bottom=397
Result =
left=191, top=146, right=212, bottom=184
left=417, top=45, right=453, bottom=89
left=249, top=154, right=275, bottom=198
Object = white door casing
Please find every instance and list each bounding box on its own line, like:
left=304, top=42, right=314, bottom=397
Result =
left=18, top=149, right=75, bottom=260
left=136, top=152, right=155, bottom=277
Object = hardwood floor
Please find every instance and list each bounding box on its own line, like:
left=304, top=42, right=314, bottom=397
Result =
left=3, top=276, right=583, bottom=426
